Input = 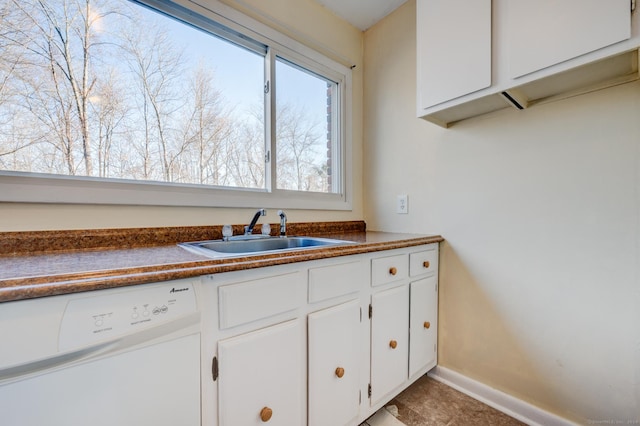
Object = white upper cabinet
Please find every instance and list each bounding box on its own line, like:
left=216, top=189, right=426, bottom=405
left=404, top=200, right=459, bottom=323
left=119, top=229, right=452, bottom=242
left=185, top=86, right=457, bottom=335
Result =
left=417, top=0, right=492, bottom=108
left=507, top=0, right=631, bottom=78
left=417, top=0, right=638, bottom=127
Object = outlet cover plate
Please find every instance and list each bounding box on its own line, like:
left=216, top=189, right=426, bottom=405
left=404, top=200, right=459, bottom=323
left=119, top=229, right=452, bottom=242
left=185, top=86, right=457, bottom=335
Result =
left=397, top=194, right=408, bottom=214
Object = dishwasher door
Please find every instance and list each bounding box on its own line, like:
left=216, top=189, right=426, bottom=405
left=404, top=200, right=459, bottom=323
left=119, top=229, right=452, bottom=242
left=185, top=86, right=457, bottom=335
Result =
left=0, top=280, right=202, bottom=426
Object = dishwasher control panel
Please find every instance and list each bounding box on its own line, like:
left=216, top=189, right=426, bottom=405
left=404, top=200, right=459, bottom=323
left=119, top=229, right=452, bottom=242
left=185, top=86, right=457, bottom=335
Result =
left=58, top=279, right=198, bottom=351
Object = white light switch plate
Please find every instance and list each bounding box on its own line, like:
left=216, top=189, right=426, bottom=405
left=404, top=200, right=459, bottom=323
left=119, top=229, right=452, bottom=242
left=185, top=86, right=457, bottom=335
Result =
left=397, top=194, right=408, bottom=214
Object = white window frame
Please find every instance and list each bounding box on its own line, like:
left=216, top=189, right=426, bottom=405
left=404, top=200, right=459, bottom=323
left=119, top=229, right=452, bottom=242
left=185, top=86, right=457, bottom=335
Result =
left=0, top=0, right=353, bottom=211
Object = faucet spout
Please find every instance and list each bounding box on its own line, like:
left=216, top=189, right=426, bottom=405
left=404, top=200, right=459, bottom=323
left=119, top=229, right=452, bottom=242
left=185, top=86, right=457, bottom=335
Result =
left=245, top=209, right=266, bottom=235
left=277, top=210, right=287, bottom=237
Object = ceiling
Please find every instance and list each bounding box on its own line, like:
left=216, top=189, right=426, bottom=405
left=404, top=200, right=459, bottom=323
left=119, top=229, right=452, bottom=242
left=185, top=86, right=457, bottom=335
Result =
left=314, top=0, right=408, bottom=31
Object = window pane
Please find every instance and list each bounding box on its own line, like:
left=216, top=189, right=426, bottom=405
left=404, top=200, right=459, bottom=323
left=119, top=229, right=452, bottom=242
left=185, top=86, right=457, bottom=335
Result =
left=275, top=57, right=336, bottom=193
left=0, top=0, right=265, bottom=189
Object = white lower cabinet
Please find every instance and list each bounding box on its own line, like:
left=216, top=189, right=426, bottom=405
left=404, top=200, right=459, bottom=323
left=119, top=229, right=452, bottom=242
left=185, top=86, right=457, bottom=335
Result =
left=218, top=320, right=304, bottom=425
left=308, top=300, right=361, bottom=426
left=203, top=243, right=439, bottom=426
left=409, top=276, right=438, bottom=377
left=370, top=284, right=409, bottom=405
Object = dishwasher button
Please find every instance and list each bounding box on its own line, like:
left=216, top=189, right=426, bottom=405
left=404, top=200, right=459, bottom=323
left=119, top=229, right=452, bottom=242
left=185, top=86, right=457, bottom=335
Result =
left=95, top=318, right=104, bottom=327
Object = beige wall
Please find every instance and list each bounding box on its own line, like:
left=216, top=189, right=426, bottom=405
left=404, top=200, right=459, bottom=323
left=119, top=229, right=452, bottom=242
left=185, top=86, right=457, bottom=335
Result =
left=0, top=0, right=364, bottom=231
left=364, top=0, right=640, bottom=423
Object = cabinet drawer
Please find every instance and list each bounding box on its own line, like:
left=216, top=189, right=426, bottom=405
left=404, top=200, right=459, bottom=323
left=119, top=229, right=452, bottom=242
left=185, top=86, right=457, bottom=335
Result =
left=371, top=254, right=408, bottom=287
left=409, top=249, right=438, bottom=277
left=218, top=271, right=301, bottom=329
left=308, top=261, right=363, bottom=303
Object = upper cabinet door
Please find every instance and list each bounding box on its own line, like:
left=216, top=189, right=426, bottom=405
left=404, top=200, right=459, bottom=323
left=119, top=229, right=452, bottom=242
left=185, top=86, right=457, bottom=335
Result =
left=507, top=0, right=631, bottom=78
left=417, top=0, right=492, bottom=109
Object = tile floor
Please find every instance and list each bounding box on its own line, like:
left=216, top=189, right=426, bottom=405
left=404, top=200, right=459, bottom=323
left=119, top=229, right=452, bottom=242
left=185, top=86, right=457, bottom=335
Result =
left=360, top=375, right=525, bottom=426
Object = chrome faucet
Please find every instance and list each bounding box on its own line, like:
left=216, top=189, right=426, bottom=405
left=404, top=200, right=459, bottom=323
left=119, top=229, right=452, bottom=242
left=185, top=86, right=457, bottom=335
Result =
left=245, top=208, right=266, bottom=235
left=277, top=210, right=287, bottom=237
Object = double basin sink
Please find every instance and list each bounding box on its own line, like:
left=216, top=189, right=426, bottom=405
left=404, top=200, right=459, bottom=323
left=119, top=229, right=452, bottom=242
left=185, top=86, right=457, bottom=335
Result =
left=179, top=235, right=354, bottom=258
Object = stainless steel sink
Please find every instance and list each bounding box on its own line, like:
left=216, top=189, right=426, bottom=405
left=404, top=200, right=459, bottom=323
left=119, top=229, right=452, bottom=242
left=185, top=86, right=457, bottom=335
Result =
left=179, top=236, right=354, bottom=258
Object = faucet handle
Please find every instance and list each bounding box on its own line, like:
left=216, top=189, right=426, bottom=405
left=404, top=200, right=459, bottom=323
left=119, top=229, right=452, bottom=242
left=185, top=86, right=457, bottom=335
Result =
left=222, top=224, right=233, bottom=241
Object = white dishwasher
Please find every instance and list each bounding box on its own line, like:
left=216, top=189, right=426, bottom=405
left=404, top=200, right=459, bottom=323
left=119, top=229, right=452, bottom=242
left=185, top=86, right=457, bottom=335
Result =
left=0, top=278, right=202, bottom=426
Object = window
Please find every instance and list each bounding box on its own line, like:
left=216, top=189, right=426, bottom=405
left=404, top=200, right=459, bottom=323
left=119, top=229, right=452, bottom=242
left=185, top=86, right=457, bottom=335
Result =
left=0, top=0, right=351, bottom=209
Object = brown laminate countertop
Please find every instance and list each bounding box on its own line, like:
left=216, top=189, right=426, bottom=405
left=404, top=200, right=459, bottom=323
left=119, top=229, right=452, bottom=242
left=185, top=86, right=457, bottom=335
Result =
left=0, top=223, right=443, bottom=303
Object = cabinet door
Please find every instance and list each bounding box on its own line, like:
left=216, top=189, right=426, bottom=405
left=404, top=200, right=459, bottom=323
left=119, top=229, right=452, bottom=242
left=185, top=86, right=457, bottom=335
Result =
left=218, top=320, right=303, bottom=426
left=370, top=284, right=409, bottom=405
left=417, top=0, right=492, bottom=108
left=409, top=276, right=438, bottom=378
left=308, top=300, right=361, bottom=426
left=507, top=0, right=631, bottom=78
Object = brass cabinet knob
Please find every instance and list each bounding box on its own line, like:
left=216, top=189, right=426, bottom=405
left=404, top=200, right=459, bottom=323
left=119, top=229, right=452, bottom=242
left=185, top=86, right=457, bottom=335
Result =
left=424, top=321, right=431, bottom=329
left=335, top=367, right=345, bottom=378
left=389, top=267, right=397, bottom=276
left=260, top=407, right=273, bottom=422
left=423, top=261, right=430, bottom=268
left=389, top=340, right=398, bottom=349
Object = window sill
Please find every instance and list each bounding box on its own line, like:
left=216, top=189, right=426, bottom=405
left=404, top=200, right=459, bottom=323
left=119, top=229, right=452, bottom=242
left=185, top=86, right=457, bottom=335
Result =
left=0, top=172, right=352, bottom=211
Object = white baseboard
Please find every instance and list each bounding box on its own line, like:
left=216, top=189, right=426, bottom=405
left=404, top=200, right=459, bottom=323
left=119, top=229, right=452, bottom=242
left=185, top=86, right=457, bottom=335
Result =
left=428, top=366, right=579, bottom=426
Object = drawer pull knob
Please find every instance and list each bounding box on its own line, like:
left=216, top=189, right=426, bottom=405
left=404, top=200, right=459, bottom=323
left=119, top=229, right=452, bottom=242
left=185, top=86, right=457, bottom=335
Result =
left=424, top=321, right=431, bottom=329
left=389, top=267, right=397, bottom=276
left=423, top=261, right=430, bottom=268
left=260, top=407, right=273, bottom=422
left=389, top=340, right=398, bottom=349
left=335, top=367, right=345, bottom=378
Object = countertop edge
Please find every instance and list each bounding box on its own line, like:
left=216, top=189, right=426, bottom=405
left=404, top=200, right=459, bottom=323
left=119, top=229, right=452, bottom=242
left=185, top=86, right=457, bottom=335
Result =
left=0, top=234, right=443, bottom=303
